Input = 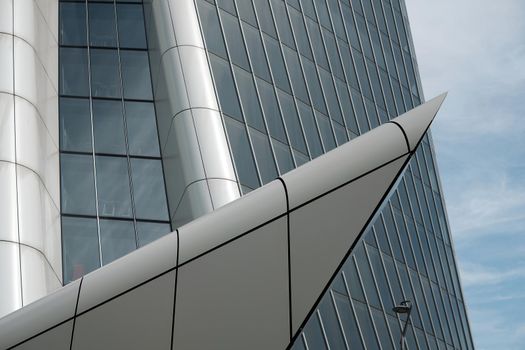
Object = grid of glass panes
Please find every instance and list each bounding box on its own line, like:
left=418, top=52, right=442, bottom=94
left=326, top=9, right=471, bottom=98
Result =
left=196, top=0, right=474, bottom=349
left=59, top=0, right=171, bottom=284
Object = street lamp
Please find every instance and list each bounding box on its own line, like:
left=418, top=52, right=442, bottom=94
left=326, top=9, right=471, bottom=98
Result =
left=393, top=300, right=412, bottom=350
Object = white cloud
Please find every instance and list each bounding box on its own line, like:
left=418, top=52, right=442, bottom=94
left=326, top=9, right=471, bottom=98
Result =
left=460, top=262, right=525, bottom=287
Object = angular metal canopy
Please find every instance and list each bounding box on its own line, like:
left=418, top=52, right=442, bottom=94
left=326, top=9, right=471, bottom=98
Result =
left=0, top=94, right=446, bottom=350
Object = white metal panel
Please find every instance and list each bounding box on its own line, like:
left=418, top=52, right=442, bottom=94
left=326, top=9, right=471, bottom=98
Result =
left=289, top=156, right=408, bottom=332
left=0, top=0, right=13, bottom=34
left=168, top=0, right=203, bottom=48
left=77, top=231, right=178, bottom=314
left=207, top=178, right=241, bottom=210
left=177, top=179, right=286, bottom=264
left=73, top=271, right=176, bottom=350
left=0, top=242, right=22, bottom=319
left=0, top=92, right=15, bottom=163
left=171, top=179, right=214, bottom=229
left=20, top=245, right=61, bottom=305
left=0, top=161, right=18, bottom=243
left=14, top=320, right=73, bottom=350
left=0, top=33, right=14, bottom=94
left=173, top=217, right=289, bottom=350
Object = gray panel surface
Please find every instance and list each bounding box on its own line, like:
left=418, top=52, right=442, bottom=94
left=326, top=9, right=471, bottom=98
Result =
left=14, top=320, right=73, bottom=350
left=72, top=271, right=176, bottom=350
left=173, top=217, right=289, bottom=350
left=289, top=156, right=408, bottom=332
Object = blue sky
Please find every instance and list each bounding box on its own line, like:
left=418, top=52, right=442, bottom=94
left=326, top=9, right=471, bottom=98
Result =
left=404, top=1, right=525, bottom=349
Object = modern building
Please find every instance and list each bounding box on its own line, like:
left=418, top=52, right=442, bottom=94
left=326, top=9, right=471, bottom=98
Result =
left=0, top=0, right=474, bottom=349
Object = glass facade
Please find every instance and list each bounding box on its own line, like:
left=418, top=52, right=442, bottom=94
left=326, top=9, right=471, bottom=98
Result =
left=195, top=0, right=474, bottom=349
left=59, top=0, right=171, bottom=284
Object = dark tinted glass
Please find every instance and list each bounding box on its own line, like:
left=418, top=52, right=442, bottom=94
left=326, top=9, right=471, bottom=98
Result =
left=92, top=99, right=126, bottom=155
left=221, top=11, right=250, bottom=70
left=233, top=66, right=265, bottom=132
left=95, top=156, right=133, bottom=218
left=60, top=48, right=89, bottom=96
left=89, top=3, right=117, bottom=47
left=90, top=49, right=121, bottom=98
left=99, top=219, right=136, bottom=264
left=121, top=50, right=153, bottom=100
left=249, top=128, right=278, bottom=184
left=197, top=0, right=227, bottom=58
left=61, top=154, right=96, bottom=215
left=210, top=54, right=242, bottom=120
left=125, top=102, right=160, bottom=157
left=256, top=78, right=287, bottom=143
left=60, top=3, right=87, bottom=46
left=117, top=4, right=147, bottom=49
left=131, top=159, right=169, bottom=221
left=62, top=217, right=100, bottom=283
left=243, top=24, right=271, bottom=81
left=60, top=98, right=92, bottom=152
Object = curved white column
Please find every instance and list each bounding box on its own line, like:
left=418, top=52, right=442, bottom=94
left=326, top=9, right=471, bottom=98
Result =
left=0, top=0, right=61, bottom=318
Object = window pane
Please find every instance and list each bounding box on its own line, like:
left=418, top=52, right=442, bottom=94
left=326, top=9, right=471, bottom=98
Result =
left=89, top=3, right=117, bottom=47
left=243, top=23, right=271, bottom=82
left=272, top=139, right=295, bottom=174
left=131, top=159, right=169, bottom=221
left=93, top=99, right=126, bottom=155
left=256, top=78, right=287, bottom=143
left=197, top=0, right=227, bottom=58
left=353, top=300, right=380, bottom=349
left=264, top=35, right=291, bottom=93
left=224, top=117, right=260, bottom=190
left=210, top=54, right=242, bottom=120
left=277, top=90, right=307, bottom=154
left=62, top=217, right=100, bottom=284
left=60, top=98, right=92, bottom=153
left=90, top=49, right=121, bottom=98
left=318, top=294, right=346, bottom=350
left=125, top=101, right=160, bottom=157
left=221, top=11, right=250, bottom=71
left=137, top=222, right=171, bottom=247
left=303, top=312, right=328, bottom=350
left=282, top=46, right=309, bottom=104
left=121, top=50, right=153, bottom=100
left=249, top=128, right=278, bottom=185
left=271, top=0, right=294, bottom=48
left=117, top=4, right=147, bottom=49
left=297, top=101, right=323, bottom=158
left=60, top=48, right=89, bottom=96
left=334, top=293, right=365, bottom=350
left=99, top=219, right=136, bottom=264
left=61, top=154, right=96, bottom=215
left=233, top=66, right=265, bottom=132
left=96, top=156, right=133, bottom=218
left=253, top=0, right=277, bottom=38
left=316, top=112, right=336, bottom=152
left=303, top=59, right=327, bottom=115
left=60, top=3, right=87, bottom=46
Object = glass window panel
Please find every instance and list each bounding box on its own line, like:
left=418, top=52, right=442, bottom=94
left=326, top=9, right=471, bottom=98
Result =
left=328, top=0, right=345, bottom=41
left=60, top=3, right=87, bottom=46
left=224, top=116, right=260, bottom=189
left=256, top=78, right=287, bottom=143
left=92, top=99, right=126, bottom=155
left=410, top=269, right=434, bottom=334
left=121, top=50, right=153, bottom=100
left=264, top=35, right=292, bottom=93
left=333, top=122, right=348, bottom=146
left=61, top=154, right=96, bottom=216
left=90, top=49, right=121, bottom=98
left=383, top=206, right=404, bottom=262
left=131, top=159, right=169, bottom=221
left=301, top=0, right=316, bottom=19
left=249, top=128, right=278, bottom=184
left=333, top=293, right=365, bottom=349
left=197, top=0, right=227, bottom=58
left=297, top=101, right=323, bottom=158
left=221, top=11, right=250, bottom=71
left=364, top=98, right=380, bottom=129
left=374, top=215, right=391, bottom=255
left=270, top=0, right=295, bottom=48
left=423, top=277, right=445, bottom=341
left=117, top=4, right=147, bottom=49
left=319, top=69, right=343, bottom=124
left=289, top=7, right=313, bottom=60
left=318, top=294, right=346, bottom=350
left=99, top=219, right=136, bottom=265
left=62, top=217, right=100, bottom=283
left=343, top=256, right=366, bottom=302
left=303, top=312, right=328, bottom=350
left=210, top=54, right=243, bottom=120
left=322, top=29, right=345, bottom=80
left=272, top=139, right=295, bottom=174
left=397, top=262, right=423, bottom=329
left=303, top=59, right=327, bottom=114
left=89, top=3, right=117, bottom=47
left=316, top=112, right=336, bottom=152
left=407, top=216, right=427, bottom=276
left=233, top=67, right=265, bottom=131
left=96, top=156, right=133, bottom=218
left=353, top=301, right=380, bottom=349
left=293, top=149, right=310, bottom=166
left=253, top=0, right=277, bottom=38
left=237, top=0, right=257, bottom=26
left=60, top=48, right=89, bottom=96
left=335, top=79, right=359, bottom=134
left=352, top=48, right=373, bottom=100
left=351, top=89, right=369, bottom=132
left=60, top=98, right=92, bottom=153
left=217, top=0, right=236, bottom=15
left=394, top=211, right=416, bottom=270
left=137, top=222, right=171, bottom=247
left=383, top=254, right=403, bottom=306
left=243, top=23, right=271, bottom=81
left=306, top=18, right=329, bottom=70
left=125, top=101, right=160, bottom=157
left=354, top=243, right=381, bottom=309
left=277, top=90, right=307, bottom=153
left=368, top=247, right=395, bottom=315
left=282, top=46, right=309, bottom=104
left=371, top=308, right=394, bottom=349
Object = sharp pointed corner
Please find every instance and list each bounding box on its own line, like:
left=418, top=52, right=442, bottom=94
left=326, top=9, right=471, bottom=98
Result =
left=390, top=93, right=447, bottom=151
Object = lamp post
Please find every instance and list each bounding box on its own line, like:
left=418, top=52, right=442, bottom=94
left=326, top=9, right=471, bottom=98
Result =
left=393, top=300, right=412, bottom=350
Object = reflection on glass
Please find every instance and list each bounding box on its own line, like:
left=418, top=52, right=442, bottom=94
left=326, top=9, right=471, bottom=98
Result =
left=90, top=49, right=121, bottom=98
left=60, top=98, right=92, bottom=152
left=62, top=217, right=100, bottom=283
left=93, top=99, right=126, bottom=155
left=121, top=50, right=153, bottom=100
left=99, top=219, right=136, bottom=265
left=96, top=156, right=133, bottom=218
left=249, top=128, right=277, bottom=184
left=61, top=153, right=96, bottom=215
left=89, top=3, right=117, bottom=47
left=60, top=3, right=87, bottom=46
left=117, top=4, right=147, bottom=49
left=131, top=159, right=169, bottom=221
left=125, top=102, right=160, bottom=157
left=60, top=48, right=89, bottom=96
